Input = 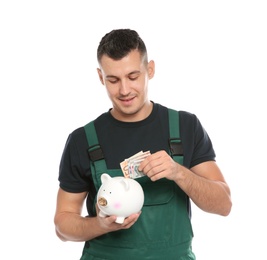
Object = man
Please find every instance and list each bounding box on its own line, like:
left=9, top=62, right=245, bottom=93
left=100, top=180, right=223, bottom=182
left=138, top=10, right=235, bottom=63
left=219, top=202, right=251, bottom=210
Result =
left=54, top=29, right=232, bottom=260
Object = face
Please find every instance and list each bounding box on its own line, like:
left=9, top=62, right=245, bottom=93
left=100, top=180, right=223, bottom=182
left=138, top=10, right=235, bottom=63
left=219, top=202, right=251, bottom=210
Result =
left=97, top=49, right=155, bottom=122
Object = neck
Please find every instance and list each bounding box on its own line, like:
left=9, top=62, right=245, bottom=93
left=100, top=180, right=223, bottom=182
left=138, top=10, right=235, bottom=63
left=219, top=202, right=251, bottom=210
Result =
left=111, top=101, right=153, bottom=122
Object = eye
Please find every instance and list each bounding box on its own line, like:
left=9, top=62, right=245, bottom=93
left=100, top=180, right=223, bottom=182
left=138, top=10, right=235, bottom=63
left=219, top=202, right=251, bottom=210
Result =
left=128, top=71, right=140, bottom=81
left=106, top=76, right=119, bottom=84
left=129, top=76, right=138, bottom=81
left=108, top=79, right=119, bottom=84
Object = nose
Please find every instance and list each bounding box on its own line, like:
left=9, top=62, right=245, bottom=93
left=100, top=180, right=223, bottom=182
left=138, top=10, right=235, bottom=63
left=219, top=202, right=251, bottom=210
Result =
left=98, top=197, right=107, bottom=206
left=119, top=79, right=130, bottom=96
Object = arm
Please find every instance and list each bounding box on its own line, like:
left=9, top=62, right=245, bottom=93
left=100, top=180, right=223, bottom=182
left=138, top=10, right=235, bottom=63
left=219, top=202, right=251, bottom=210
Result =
left=54, top=188, right=141, bottom=242
left=138, top=151, right=232, bottom=216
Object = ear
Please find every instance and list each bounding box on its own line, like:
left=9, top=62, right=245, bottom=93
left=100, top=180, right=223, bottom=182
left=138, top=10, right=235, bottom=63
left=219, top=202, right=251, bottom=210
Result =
left=101, top=173, right=111, bottom=184
left=120, top=178, right=130, bottom=191
left=147, top=60, right=155, bottom=79
left=97, top=68, right=105, bottom=85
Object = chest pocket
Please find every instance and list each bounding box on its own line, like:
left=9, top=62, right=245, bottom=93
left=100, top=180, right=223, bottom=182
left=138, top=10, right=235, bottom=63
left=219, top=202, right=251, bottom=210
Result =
left=137, top=175, right=174, bottom=206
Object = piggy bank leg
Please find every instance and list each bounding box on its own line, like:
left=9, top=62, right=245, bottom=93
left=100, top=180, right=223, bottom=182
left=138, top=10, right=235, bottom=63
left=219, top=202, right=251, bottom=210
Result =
left=99, top=211, right=107, bottom=218
left=115, top=217, right=125, bottom=224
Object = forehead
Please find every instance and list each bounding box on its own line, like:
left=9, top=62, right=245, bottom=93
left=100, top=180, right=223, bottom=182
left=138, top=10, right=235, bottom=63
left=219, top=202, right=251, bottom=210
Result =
left=99, top=50, right=145, bottom=76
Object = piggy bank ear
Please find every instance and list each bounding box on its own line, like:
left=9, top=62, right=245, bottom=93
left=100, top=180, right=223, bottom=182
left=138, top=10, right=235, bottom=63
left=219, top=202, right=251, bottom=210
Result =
left=120, top=178, right=130, bottom=191
left=101, top=173, right=111, bottom=184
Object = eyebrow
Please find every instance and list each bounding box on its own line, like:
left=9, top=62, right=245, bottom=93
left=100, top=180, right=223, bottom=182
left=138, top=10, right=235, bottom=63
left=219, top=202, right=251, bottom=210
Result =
left=105, top=75, right=118, bottom=80
left=105, top=70, right=141, bottom=79
left=128, top=70, right=141, bottom=76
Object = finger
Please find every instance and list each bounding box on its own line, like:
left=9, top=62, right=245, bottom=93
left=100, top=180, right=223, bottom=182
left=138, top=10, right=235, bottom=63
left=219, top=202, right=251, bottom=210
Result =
left=121, top=212, right=141, bottom=228
left=144, top=158, right=164, bottom=176
left=104, top=215, right=118, bottom=224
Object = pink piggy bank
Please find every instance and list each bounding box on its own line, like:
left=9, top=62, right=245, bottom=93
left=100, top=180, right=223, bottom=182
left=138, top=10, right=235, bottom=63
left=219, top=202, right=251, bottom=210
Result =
left=97, top=173, right=144, bottom=224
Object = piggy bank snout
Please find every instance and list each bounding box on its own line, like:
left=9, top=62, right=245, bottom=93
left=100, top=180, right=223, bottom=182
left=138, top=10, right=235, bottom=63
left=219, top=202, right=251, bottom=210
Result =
left=98, top=197, right=108, bottom=206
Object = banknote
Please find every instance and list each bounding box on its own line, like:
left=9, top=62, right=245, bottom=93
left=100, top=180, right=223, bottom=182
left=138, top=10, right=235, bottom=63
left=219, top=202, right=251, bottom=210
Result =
left=120, top=150, right=150, bottom=179
left=128, top=159, right=146, bottom=179
left=120, top=159, right=130, bottom=178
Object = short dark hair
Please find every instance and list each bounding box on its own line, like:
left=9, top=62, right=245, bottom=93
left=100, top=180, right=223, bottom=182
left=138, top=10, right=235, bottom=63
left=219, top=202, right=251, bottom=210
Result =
left=97, top=29, right=148, bottom=63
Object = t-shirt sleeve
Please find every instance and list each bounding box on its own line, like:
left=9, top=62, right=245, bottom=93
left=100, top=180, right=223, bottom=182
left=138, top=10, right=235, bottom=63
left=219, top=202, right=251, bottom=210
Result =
left=190, top=114, right=216, bottom=167
left=180, top=111, right=216, bottom=168
left=58, top=128, right=92, bottom=193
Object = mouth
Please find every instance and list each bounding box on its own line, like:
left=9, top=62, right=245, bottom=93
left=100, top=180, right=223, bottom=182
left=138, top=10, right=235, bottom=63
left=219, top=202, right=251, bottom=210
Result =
left=119, top=96, right=135, bottom=105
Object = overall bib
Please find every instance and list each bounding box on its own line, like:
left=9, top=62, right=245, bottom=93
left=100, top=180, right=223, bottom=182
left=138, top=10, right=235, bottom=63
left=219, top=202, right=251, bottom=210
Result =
left=81, top=109, right=196, bottom=260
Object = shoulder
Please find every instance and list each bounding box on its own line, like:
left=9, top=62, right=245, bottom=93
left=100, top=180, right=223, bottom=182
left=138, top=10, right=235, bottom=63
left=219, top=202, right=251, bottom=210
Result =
left=157, top=103, right=199, bottom=126
left=71, top=112, right=110, bottom=140
left=69, top=127, right=87, bottom=144
left=179, top=110, right=199, bottom=126
left=156, top=103, right=197, bottom=120
left=178, top=110, right=207, bottom=140
left=61, top=127, right=88, bottom=159
left=154, top=103, right=201, bottom=131
left=160, top=105, right=207, bottom=142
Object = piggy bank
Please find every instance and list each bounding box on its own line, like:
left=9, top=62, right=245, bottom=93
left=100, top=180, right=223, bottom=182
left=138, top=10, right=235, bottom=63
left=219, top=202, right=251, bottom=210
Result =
left=97, top=173, right=144, bottom=224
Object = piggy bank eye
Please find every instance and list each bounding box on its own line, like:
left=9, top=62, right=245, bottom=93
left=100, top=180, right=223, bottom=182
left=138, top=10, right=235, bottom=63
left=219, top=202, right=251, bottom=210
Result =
left=102, top=189, right=112, bottom=194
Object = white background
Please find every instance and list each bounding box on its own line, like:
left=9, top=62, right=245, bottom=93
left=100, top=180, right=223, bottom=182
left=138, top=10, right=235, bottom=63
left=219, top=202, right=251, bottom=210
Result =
left=1, top=0, right=266, bottom=259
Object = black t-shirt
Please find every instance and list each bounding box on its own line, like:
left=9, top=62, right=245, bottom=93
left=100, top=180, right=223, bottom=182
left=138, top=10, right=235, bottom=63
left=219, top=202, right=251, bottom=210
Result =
left=58, top=102, right=215, bottom=215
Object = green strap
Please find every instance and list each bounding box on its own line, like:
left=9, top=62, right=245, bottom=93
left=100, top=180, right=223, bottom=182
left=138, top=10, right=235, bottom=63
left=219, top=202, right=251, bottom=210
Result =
left=84, top=121, right=108, bottom=189
left=84, top=121, right=99, bottom=147
left=168, top=109, right=184, bottom=165
left=168, top=108, right=180, bottom=139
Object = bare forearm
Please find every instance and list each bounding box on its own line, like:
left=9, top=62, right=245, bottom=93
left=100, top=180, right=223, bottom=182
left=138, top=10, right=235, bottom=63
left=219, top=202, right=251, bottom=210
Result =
left=55, top=214, right=106, bottom=242
left=55, top=211, right=141, bottom=242
left=174, top=166, right=232, bottom=216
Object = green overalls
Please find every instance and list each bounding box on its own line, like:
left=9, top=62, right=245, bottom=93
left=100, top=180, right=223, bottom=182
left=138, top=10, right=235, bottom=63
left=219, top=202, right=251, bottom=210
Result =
left=81, top=109, right=196, bottom=260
